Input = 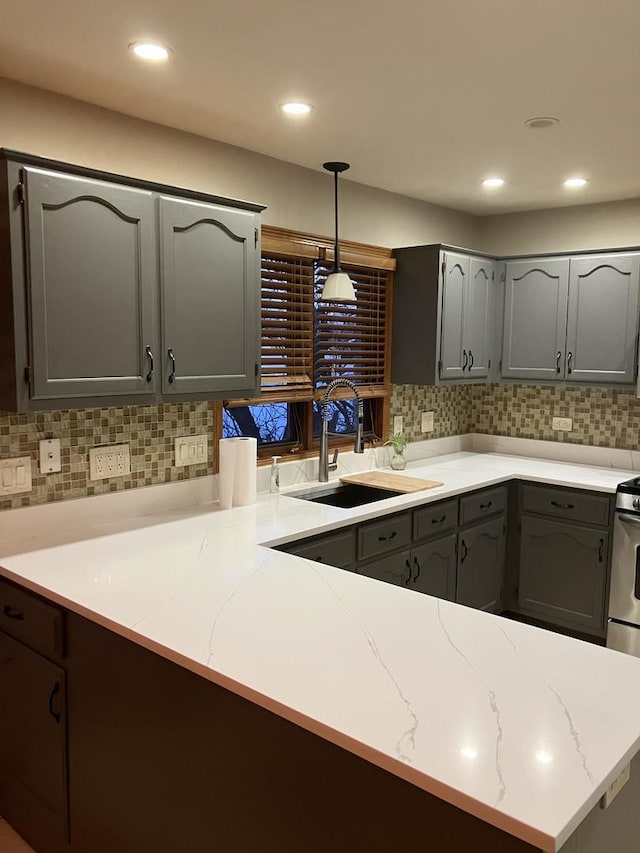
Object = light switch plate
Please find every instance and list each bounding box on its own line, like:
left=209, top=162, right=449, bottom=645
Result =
left=552, top=417, right=573, bottom=432
left=0, top=456, right=32, bottom=495
left=40, top=438, right=61, bottom=474
left=393, top=416, right=403, bottom=435
left=89, top=444, right=131, bottom=481
left=174, top=434, right=208, bottom=468
left=421, top=411, right=434, bottom=433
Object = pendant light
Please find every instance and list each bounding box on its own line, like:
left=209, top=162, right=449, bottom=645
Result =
left=320, top=161, right=356, bottom=302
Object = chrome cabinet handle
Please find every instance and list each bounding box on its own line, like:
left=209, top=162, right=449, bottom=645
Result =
left=168, top=348, right=176, bottom=384
left=556, top=351, right=562, bottom=374
left=462, top=349, right=468, bottom=371
left=551, top=500, right=574, bottom=510
left=378, top=530, right=397, bottom=542
left=567, top=351, right=573, bottom=374
left=404, top=558, right=412, bottom=586
left=145, top=346, right=154, bottom=382
left=49, top=682, right=61, bottom=724
left=468, top=350, right=474, bottom=370
left=2, top=604, right=24, bottom=621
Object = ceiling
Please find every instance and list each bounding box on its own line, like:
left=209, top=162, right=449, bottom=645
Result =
left=1, top=0, right=639, bottom=215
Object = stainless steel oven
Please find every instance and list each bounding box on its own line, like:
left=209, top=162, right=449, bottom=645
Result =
left=608, top=477, right=640, bottom=656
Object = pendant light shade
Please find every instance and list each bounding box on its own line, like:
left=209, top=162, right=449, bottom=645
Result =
left=320, top=161, right=356, bottom=303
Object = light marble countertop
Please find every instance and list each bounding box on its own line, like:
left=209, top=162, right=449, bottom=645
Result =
left=1, top=450, right=640, bottom=852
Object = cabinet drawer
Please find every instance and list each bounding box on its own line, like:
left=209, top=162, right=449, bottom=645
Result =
left=413, top=499, right=458, bottom=542
left=357, top=551, right=411, bottom=588
left=459, top=487, right=506, bottom=526
left=283, top=529, right=355, bottom=569
left=357, top=513, right=411, bottom=562
left=521, top=484, right=610, bottom=526
left=0, top=578, right=65, bottom=660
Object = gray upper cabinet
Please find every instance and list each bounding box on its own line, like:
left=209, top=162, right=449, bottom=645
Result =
left=0, top=150, right=264, bottom=411
left=391, top=245, right=495, bottom=385
left=465, top=258, right=492, bottom=379
left=501, top=258, right=570, bottom=381
left=24, top=168, right=157, bottom=401
left=439, top=252, right=468, bottom=380
left=160, top=197, right=260, bottom=396
left=565, top=254, right=640, bottom=384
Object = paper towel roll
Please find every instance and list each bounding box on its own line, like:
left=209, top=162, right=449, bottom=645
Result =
left=232, top=437, right=257, bottom=506
left=218, top=437, right=257, bottom=509
left=218, top=438, right=237, bottom=510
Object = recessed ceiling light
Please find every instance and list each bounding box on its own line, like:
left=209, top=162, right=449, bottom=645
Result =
left=524, top=116, right=560, bottom=129
left=563, top=177, right=589, bottom=188
left=280, top=102, right=313, bottom=116
left=482, top=177, right=505, bottom=188
left=129, top=41, right=172, bottom=62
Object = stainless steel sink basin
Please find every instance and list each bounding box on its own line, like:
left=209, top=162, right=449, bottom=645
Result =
left=289, top=482, right=403, bottom=508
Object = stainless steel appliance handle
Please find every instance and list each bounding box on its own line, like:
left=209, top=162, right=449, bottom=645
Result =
left=618, top=513, right=640, bottom=526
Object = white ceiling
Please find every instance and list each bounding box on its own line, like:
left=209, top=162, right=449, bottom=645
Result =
left=1, top=0, right=639, bottom=215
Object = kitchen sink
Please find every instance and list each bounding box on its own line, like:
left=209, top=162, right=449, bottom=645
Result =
left=289, top=482, right=404, bottom=508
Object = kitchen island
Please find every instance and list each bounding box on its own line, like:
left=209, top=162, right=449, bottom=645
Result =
left=2, top=451, right=640, bottom=852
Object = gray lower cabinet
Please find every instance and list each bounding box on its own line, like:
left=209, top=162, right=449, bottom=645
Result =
left=456, top=517, right=505, bottom=613
left=410, top=535, right=457, bottom=600
left=518, top=516, right=609, bottom=633
left=280, top=528, right=355, bottom=569
left=0, top=151, right=264, bottom=411
left=501, top=258, right=570, bottom=381
left=159, top=197, right=260, bottom=396
left=565, top=254, right=640, bottom=384
left=358, top=550, right=411, bottom=587
left=0, top=631, right=68, bottom=853
left=23, top=167, right=158, bottom=401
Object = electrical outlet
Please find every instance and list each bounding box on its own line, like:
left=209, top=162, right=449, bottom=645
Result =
left=552, top=417, right=573, bottom=432
left=174, top=434, right=208, bottom=468
left=89, top=444, right=131, bottom=481
left=601, top=763, right=630, bottom=809
left=393, top=416, right=403, bottom=435
left=421, top=411, right=434, bottom=433
left=39, top=438, right=61, bottom=474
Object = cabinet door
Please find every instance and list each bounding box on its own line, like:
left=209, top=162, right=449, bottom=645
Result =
left=411, top=535, right=457, bottom=601
left=24, top=167, right=157, bottom=400
left=0, top=632, right=68, bottom=852
left=357, top=551, right=411, bottom=587
left=518, top=516, right=608, bottom=633
left=465, top=258, right=492, bottom=379
left=501, top=259, right=569, bottom=380
left=456, top=517, right=505, bottom=613
left=439, top=252, right=469, bottom=380
left=160, top=197, right=260, bottom=396
left=565, top=254, right=640, bottom=384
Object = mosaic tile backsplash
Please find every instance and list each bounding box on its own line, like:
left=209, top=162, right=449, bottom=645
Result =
left=0, top=403, right=213, bottom=511
left=3, top=383, right=640, bottom=511
left=469, top=384, right=640, bottom=447
left=390, top=384, right=472, bottom=442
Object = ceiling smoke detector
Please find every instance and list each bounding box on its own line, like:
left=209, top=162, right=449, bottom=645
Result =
left=524, top=116, right=560, bottom=129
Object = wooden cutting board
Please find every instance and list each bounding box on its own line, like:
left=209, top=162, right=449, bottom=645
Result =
left=339, top=471, right=443, bottom=493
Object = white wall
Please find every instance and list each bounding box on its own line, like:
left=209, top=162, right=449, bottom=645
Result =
left=479, top=198, right=640, bottom=256
left=0, top=77, right=479, bottom=250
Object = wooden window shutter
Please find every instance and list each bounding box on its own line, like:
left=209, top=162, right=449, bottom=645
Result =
left=260, top=252, right=315, bottom=400
left=314, top=262, right=389, bottom=396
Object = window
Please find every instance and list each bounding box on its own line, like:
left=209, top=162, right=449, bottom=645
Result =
left=222, top=227, right=394, bottom=459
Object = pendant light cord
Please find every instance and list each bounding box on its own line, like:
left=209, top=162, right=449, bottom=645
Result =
left=333, top=169, right=340, bottom=273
